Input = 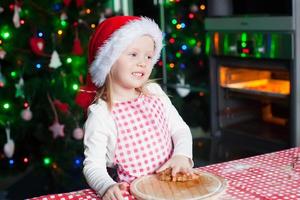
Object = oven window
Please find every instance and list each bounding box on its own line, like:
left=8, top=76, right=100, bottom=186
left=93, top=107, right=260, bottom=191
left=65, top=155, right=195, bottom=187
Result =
left=219, top=66, right=290, bottom=97
left=217, top=65, right=290, bottom=144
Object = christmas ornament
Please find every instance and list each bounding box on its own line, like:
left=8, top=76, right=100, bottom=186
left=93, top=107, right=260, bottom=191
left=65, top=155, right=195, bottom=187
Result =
left=176, top=74, right=191, bottom=98
left=63, top=0, right=72, bottom=7
left=76, top=0, right=85, bottom=7
left=21, top=107, right=33, bottom=121
left=72, top=37, right=83, bottom=55
left=53, top=99, right=69, bottom=113
left=72, top=28, right=83, bottom=55
left=15, top=77, right=25, bottom=98
left=73, top=127, right=84, bottom=140
left=48, top=94, right=65, bottom=138
left=49, top=121, right=65, bottom=139
left=13, top=4, right=21, bottom=28
left=49, top=50, right=62, bottom=69
left=3, top=127, right=15, bottom=158
left=29, top=37, right=45, bottom=55
left=0, top=49, right=6, bottom=59
left=0, top=6, right=4, bottom=13
left=60, top=11, right=68, bottom=20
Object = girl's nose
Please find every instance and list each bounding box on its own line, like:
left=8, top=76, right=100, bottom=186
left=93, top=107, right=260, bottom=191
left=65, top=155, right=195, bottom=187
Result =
left=137, top=62, right=146, bottom=67
left=137, top=57, right=147, bottom=67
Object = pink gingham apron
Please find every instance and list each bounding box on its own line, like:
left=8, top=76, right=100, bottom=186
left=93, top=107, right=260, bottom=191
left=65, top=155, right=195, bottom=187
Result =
left=111, top=94, right=173, bottom=183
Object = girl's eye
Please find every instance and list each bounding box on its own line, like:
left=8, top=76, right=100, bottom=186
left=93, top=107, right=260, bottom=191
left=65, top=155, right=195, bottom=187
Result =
left=147, top=56, right=153, bottom=59
left=129, top=53, right=137, bottom=57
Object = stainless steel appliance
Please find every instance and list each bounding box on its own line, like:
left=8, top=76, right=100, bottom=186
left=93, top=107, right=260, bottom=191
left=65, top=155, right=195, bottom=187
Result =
left=205, top=0, right=300, bottom=162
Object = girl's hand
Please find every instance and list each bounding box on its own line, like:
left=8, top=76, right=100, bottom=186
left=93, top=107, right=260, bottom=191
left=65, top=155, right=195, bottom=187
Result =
left=156, top=155, right=193, bottom=177
left=102, top=182, right=129, bottom=200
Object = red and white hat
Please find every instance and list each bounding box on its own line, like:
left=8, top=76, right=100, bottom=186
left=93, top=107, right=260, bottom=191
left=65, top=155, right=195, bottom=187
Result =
left=75, top=16, right=163, bottom=109
left=89, top=16, right=163, bottom=87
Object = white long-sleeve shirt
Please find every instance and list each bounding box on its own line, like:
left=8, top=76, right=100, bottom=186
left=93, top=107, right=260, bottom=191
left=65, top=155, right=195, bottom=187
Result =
left=83, top=83, right=193, bottom=196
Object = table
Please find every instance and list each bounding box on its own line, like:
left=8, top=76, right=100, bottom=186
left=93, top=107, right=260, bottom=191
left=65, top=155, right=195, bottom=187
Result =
left=29, top=147, right=300, bottom=200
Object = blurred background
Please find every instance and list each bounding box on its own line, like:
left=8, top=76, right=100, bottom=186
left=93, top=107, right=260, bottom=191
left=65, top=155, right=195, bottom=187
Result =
left=1, top=0, right=299, bottom=199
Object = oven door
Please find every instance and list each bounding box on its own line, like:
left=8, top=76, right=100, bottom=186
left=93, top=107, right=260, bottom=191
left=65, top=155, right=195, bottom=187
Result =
left=210, top=57, right=291, bottom=161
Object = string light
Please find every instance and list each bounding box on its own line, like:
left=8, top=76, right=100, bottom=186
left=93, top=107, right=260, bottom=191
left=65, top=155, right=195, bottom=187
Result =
left=66, top=57, right=72, bottom=63
left=22, top=9, right=30, bottom=16
left=35, top=63, right=42, bottom=69
left=52, top=163, right=58, bottom=169
left=75, top=159, right=81, bottom=165
left=20, top=19, right=25, bottom=25
left=60, top=20, right=68, bottom=28
left=171, top=33, right=177, bottom=38
left=188, top=13, right=195, bottom=19
left=188, top=38, right=197, bottom=46
left=169, top=38, right=175, bottom=44
left=38, top=32, right=44, bottom=37
left=91, top=24, right=96, bottom=29
left=10, top=71, right=17, bottom=78
left=43, top=157, right=52, bottom=166
left=73, top=21, right=79, bottom=27
left=52, top=3, right=62, bottom=12
left=158, top=61, right=163, bottom=67
left=200, top=4, right=206, bottom=10
left=9, top=159, right=14, bottom=166
left=57, top=30, right=63, bottom=35
left=23, top=157, right=29, bottom=163
left=72, top=84, right=79, bottom=90
left=9, top=4, right=14, bottom=11
left=175, top=52, right=181, bottom=58
left=3, top=103, right=10, bottom=110
left=24, top=101, right=29, bottom=108
left=73, top=156, right=83, bottom=168
left=181, top=44, right=188, bottom=50
left=1, top=31, right=11, bottom=40
left=169, top=63, right=175, bottom=68
left=85, top=9, right=91, bottom=14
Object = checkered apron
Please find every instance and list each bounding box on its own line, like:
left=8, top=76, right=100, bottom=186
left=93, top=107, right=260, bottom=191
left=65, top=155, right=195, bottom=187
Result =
left=111, top=94, right=173, bottom=183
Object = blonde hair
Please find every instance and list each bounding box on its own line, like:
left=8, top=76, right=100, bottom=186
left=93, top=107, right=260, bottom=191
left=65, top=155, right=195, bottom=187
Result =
left=94, top=73, right=156, bottom=110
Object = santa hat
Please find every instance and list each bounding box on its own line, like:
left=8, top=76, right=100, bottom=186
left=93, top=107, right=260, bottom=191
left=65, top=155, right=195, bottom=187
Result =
left=75, top=16, right=163, bottom=109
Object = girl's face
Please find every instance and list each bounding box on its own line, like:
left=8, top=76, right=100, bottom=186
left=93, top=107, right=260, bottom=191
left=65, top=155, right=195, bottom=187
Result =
left=110, top=35, right=155, bottom=91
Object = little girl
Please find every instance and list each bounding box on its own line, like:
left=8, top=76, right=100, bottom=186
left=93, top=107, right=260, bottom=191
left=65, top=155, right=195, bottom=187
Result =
left=76, top=16, right=193, bottom=200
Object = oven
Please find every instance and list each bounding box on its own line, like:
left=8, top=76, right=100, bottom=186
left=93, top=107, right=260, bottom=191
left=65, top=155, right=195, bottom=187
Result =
left=205, top=10, right=300, bottom=162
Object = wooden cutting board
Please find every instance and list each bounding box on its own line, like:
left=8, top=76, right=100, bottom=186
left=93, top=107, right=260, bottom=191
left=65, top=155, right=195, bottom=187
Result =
left=130, top=170, right=227, bottom=200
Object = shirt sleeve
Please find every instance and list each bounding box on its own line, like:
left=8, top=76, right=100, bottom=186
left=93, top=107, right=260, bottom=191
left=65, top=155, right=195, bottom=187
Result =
left=147, top=83, right=193, bottom=165
left=83, top=106, right=116, bottom=197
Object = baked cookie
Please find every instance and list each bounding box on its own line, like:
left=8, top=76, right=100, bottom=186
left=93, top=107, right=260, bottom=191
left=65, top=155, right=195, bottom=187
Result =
left=156, top=168, right=200, bottom=182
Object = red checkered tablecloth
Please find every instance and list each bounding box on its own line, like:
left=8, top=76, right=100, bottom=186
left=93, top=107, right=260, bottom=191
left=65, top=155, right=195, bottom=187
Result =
left=29, top=147, right=300, bottom=200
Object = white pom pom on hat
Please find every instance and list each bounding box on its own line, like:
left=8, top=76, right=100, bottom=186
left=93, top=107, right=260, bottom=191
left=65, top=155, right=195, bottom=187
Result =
left=88, top=15, right=163, bottom=87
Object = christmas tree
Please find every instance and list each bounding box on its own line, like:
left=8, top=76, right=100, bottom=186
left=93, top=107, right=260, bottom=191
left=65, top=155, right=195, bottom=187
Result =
left=161, top=0, right=209, bottom=130
left=0, top=0, right=209, bottom=198
left=0, top=0, right=113, bottom=197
